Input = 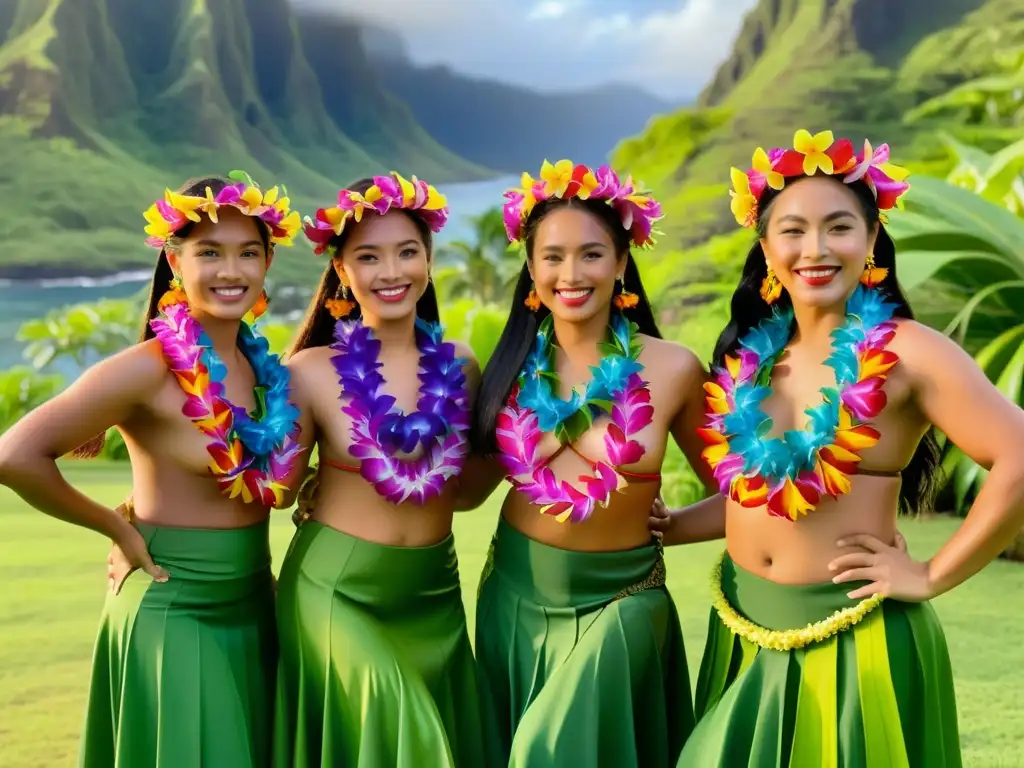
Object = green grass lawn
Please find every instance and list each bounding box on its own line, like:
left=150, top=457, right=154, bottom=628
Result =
left=1, top=463, right=1022, bottom=766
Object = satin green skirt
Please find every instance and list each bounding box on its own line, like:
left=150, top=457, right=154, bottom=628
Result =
left=79, top=519, right=277, bottom=768
left=679, top=554, right=962, bottom=767
left=273, top=520, right=484, bottom=768
left=476, top=517, right=694, bottom=767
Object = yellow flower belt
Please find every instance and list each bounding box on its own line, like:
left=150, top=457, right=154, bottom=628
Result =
left=710, top=551, right=885, bottom=651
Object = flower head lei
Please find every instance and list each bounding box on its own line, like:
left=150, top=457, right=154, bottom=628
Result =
left=303, top=171, right=449, bottom=256
left=729, top=129, right=911, bottom=229
left=143, top=170, right=301, bottom=249
left=502, top=160, right=663, bottom=249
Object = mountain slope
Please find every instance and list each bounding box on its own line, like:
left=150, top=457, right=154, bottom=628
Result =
left=611, top=0, right=1020, bottom=248
left=0, top=0, right=490, bottom=282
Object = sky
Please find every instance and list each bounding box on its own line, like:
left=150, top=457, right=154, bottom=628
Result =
left=291, top=0, right=761, bottom=101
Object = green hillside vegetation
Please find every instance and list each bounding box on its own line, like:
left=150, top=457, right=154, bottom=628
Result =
left=613, top=0, right=1024, bottom=253
left=0, top=0, right=490, bottom=284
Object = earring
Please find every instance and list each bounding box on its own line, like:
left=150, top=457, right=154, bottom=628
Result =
left=325, top=281, right=356, bottom=319
left=860, top=252, right=888, bottom=287
left=524, top=283, right=541, bottom=312
left=243, top=289, right=270, bottom=324
left=612, top=276, right=639, bottom=310
left=760, top=266, right=782, bottom=304
left=158, top=273, right=189, bottom=311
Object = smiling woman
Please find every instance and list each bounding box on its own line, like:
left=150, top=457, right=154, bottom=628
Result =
left=0, top=172, right=304, bottom=767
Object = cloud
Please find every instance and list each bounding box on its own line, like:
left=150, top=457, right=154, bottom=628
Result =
left=527, top=1, right=572, bottom=21
left=288, top=0, right=758, bottom=100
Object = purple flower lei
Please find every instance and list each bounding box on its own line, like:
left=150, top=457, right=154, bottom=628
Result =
left=329, top=317, right=470, bottom=504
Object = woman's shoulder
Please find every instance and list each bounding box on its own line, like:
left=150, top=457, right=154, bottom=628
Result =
left=637, top=334, right=706, bottom=379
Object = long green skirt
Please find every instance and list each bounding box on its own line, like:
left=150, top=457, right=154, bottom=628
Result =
left=79, top=519, right=277, bottom=767
left=679, top=554, right=962, bottom=767
left=476, top=517, right=694, bottom=767
left=273, top=520, right=484, bottom=767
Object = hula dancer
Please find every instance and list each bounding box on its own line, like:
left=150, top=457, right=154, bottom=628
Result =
left=272, top=173, right=485, bottom=767
left=460, top=160, right=715, bottom=767
left=661, top=130, right=1024, bottom=767
left=0, top=173, right=304, bottom=767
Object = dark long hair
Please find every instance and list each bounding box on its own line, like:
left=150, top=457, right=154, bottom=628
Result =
left=71, top=176, right=271, bottom=458
left=286, top=178, right=441, bottom=357
left=471, top=196, right=662, bottom=455
left=712, top=176, right=941, bottom=515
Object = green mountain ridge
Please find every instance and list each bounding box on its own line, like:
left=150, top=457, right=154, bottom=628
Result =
left=0, top=0, right=490, bottom=283
left=613, top=0, right=1024, bottom=250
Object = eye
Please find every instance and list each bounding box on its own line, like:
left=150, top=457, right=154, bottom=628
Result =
left=356, top=253, right=377, bottom=262
left=198, top=249, right=218, bottom=258
left=831, top=224, right=852, bottom=233
left=400, top=248, right=418, bottom=259
left=241, top=250, right=260, bottom=258
left=583, top=251, right=603, bottom=260
left=781, top=228, right=803, bottom=236
left=543, top=253, right=562, bottom=262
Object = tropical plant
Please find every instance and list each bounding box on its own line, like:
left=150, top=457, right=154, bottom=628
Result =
left=439, top=298, right=507, bottom=367
left=433, top=208, right=521, bottom=306
left=16, top=297, right=140, bottom=370
left=888, top=171, right=1024, bottom=559
left=0, top=367, right=64, bottom=433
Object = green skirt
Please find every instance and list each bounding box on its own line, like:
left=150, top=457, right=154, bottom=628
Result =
left=679, top=554, right=962, bottom=767
left=476, top=517, right=694, bottom=767
left=273, top=520, right=484, bottom=767
left=79, top=519, right=277, bottom=767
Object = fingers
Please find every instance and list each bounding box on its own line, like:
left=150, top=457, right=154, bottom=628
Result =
left=142, top=561, right=170, bottom=583
left=845, top=581, right=887, bottom=600
left=831, top=566, right=880, bottom=585
left=835, top=533, right=889, bottom=553
left=827, top=552, right=875, bottom=572
left=894, top=531, right=908, bottom=552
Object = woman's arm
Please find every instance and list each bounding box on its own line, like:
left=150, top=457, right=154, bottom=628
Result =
left=831, top=322, right=1024, bottom=600
left=454, top=455, right=507, bottom=511
left=659, top=343, right=724, bottom=546
left=0, top=343, right=169, bottom=579
left=273, top=351, right=319, bottom=511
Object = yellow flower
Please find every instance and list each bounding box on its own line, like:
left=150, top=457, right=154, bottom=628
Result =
left=198, top=186, right=219, bottom=222
left=752, top=147, right=784, bottom=189
left=165, top=189, right=203, bottom=222
left=239, top=185, right=265, bottom=213
left=793, top=129, right=835, bottom=175
left=729, top=167, right=757, bottom=227
left=540, top=159, right=573, bottom=197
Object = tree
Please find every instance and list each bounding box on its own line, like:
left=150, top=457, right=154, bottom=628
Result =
left=433, top=208, right=522, bottom=306
left=16, top=297, right=140, bottom=371
left=0, top=367, right=64, bottom=433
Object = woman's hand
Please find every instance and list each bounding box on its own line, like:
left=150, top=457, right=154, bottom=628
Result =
left=648, top=495, right=671, bottom=541
left=108, top=509, right=169, bottom=594
left=828, top=531, right=933, bottom=602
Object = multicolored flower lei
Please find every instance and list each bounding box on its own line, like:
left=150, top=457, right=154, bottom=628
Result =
left=143, top=170, right=301, bottom=248
left=150, top=297, right=304, bottom=506
left=729, top=129, right=911, bottom=228
left=304, top=172, right=449, bottom=256
left=496, top=313, right=654, bottom=523
left=330, top=318, right=470, bottom=504
left=698, top=285, right=900, bottom=521
left=503, top=160, right=663, bottom=249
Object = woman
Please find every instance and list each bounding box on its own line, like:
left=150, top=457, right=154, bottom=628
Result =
left=663, top=130, right=1024, bottom=767
left=460, top=160, right=714, bottom=767
left=272, top=172, right=485, bottom=767
left=0, top=173, right=303, bottom=766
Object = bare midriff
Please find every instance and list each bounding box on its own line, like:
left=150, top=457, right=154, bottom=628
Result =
left=726, top=473, right=902, bottom=584
left=310, top=449, right=456, bottom=548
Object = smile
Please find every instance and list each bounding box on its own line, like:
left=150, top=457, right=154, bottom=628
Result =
left=555, top=288, right=593, bottom=306
left=373, top=285, right=411, bottom=302
left=793, top=267, right=840, bottom=286
left=211, top=287, right=248, bottom=299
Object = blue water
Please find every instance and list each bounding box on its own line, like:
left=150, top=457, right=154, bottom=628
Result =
left=0, top=174, right=518, bottom=374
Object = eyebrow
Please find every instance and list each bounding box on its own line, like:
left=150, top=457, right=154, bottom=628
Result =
left=541, top=241, right=610, bottom=251
left=353, top=239, right=421, bottom=252
left=776, top=211, right=856, bottom=225
left=194, top=239, right=264, bottom=248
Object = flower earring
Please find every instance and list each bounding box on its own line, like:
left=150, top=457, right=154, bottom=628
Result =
left=612, top=276, right=639, bottom=310
left=860, top=252, right=888, bottom=287
left=525, top=282, right=541, bottom=311
left=158, top=273, right=189, bottom=311
left=244, top=290, right=270, bottom=324
left=325, top=273, right=356, bottom=319
left=760, top=265, right=782, bottom=304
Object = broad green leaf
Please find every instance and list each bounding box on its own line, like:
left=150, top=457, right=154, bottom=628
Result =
left=943, top=280, right=1024, bottom=342
left=895, top=250, right=1014, bottom=290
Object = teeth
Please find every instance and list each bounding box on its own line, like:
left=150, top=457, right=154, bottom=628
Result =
left=798, top=268, right=838, bottom=278
left=213, top=287, right=245, bottom=296
left=376, top=287, right=407, bottom=297
left=558, top=289, right=592, bottom=299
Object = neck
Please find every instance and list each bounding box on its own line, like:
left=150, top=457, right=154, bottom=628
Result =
left=789, top=300, right=847, bottom=352
left=191, top=309, right=242, bottom=360
left=551, top=308, right=610, bottom=366
left=361, top=310, right=418, bottom=352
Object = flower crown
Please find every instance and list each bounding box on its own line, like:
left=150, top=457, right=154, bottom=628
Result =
left=143, top=170, right=301, bottom=249
left=502, top=160, right=663, bottom=249
left=303, top=172, right=449, bottom=256
left=729, top=129, right=911, bottom=229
